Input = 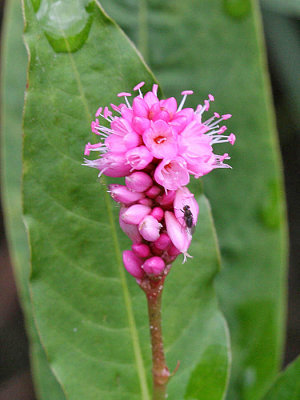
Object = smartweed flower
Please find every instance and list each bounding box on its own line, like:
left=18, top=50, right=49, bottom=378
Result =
left=83, top=82, right=235, bottom=276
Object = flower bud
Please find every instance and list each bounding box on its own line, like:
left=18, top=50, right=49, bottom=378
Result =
left=125, top=171, right=153, bottom=193
left=154, top=233, right=171, bottom=250
left=150, top=207, right=164, bottom=221
left=142, top=257, right=165, bottom=276
left=123, top=250, right=144, bottom=278
left=132, top=243, right=151, bottom=258
left=121, top=204, right=151, bottom=225
left=156, top=190, right=176, bottom=207
left=138, top=215, right=162, bottom=242
left=145, top=185, right=161, bottom=199
left=174, top=186, right=199, bottom=227
left=109, top=184, right=144, bottom=205
left=165, top=211, right=191, bottom=256
left=138, top=198, right=153, bottom=207
left=119, top=207, right=142, bottom=243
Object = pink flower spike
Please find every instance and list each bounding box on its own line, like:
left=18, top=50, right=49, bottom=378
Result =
left=154, top=157, right=189, bottom=191
left=208, top=94, right=215, bottom=101
left=126, top=146, right=153, bottom=171
left=222, top=114, right=232, bottom=120
left=145, top=185, right=161, bottom=199
left=132, top=243, right=151, bottom=258
left=123, top=250, right=144, bottom=279
left=174, top=187, right=199, bottom=227
left=125, top=171, right=153, bottom=193
left=122, top=204, right=151, bottom=225
left=154, top=233, right=171, bottom=250
left=165, top=211, right=192, bottom=262
left=228, top=133, right=236, bottom=145
left=117, top=92, right=132, bottom=97
left=214, top=112, right=220, bottom=118
left=95, top=107, right=103, bottom=117
left=181, top=90, right=194, bottom=96
left=142, top=257, right=165, bottom=276
left=108, top=184, right=144, bottom=205
left=119, top=207, right=142, bottom=244
left=150, top=207, right=164, bottom=222
left=133, top=82, right=145, bottom=91
left=138, top=215, right=162, bottom=242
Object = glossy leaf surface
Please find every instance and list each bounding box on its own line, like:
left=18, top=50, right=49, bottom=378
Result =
left=22, top=0, right=230, bottom=399
left=262, top=356, right=300, bottom=400
left=99, top=0, right=287, bottom=399
left=0, top=0, right=66, bottom=398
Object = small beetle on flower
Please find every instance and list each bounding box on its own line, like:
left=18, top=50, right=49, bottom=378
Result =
left=83, top=82, right=235, bottom=275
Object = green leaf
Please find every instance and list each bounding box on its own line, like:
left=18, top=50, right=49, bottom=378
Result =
left=261, top=0, right=300, bottom=17
left=0, top=0, right=66, bottom=399
left=262, top=357, right=300, bottom=400
left=99, top=0, right=288, bottom=399
left=22, top=0, right=230, bottom=399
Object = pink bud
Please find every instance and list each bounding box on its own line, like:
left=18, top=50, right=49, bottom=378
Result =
left=142, top=257, right=165, bottom=276
left=156, top=190, right=176, bottom=207
left=154, top=233, right=171, bottom=250
left=145, top=185, right=161, bottom=199
left=168, top=244, right=181, bottom=257
left=165, top=211, right=191, bottom=255
left=125, top=171, right=153, bottom=193
left=150, top=244, right=163, bottom=256
left=138, top=198, right=153, bottom=207
left=109, top=184, right=144, bottom=205
left=126, top=146, right=153, bottom=170
left=150, top=207, right=164, bottom=221
left=174, top=187, right=199, bottom=227
left=122, top=204, right=151, bottom=225
left=132, top=243, right=151, bottom=258
left=138, top=215, right=162, bottom=242
left=123, top=250, right=144, bottom=279
left=119, top=207, right=142, bottom=244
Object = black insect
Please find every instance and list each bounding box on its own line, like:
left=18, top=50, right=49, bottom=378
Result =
left=182, top=205, right=194, bottom=231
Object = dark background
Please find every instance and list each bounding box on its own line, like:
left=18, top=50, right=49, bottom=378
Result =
left=0, top=1, right=299, bottom=399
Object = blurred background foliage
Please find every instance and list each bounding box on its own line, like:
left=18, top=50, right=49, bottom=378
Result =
left=0, top=0, right=299, bottom=399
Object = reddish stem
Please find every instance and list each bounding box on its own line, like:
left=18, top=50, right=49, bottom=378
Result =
left=140, top=276, right=170, bottom=400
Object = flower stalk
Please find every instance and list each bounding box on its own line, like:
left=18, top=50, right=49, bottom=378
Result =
left=140, top=275, right=170, bottom=400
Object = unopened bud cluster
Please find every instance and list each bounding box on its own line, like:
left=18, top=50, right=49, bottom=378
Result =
left=109, top=171, right=199, bottom=278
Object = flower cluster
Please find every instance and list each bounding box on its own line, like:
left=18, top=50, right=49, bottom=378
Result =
left=83, top=83, right=235, bottom=279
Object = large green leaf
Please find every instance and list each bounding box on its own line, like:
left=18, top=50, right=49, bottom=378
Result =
left=262, top=356, right=300, bottom=400
left=22, top=0, right=230, bottom=399
left=1, top=0, right=66, bottom=398
left=99, top=1, right=287, bottom=399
